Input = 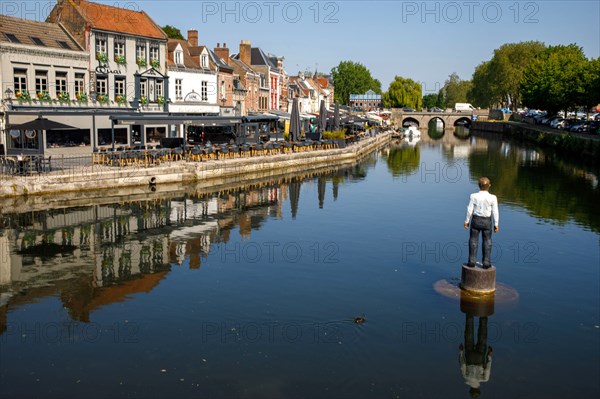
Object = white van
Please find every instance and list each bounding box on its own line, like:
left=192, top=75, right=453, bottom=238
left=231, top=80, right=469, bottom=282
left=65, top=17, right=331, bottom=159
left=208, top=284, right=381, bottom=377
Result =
left=454, top=103, right=475, bottom=113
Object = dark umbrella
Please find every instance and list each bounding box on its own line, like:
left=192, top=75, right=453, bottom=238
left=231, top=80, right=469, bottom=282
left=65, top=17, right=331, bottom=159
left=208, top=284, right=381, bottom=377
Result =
left=289, top=98, right=300, bottom=141
left=317, top=177, right=326, bottom=209
left=289, top=178, right=301, bottom=219
left=334, top=102, right=340, bottom=131
left=318, top=100, right=327, bottom=134
left=9, top=114, right=77, bottom=131
left=9, top=114, right=77, bottom=153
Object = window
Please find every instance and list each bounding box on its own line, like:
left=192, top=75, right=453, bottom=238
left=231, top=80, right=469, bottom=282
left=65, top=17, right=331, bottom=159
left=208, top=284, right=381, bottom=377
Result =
left=115, top=77, right=126, bottom=97
left=13, top=68, right=27, bottom=92
left=74, top=73, right=85, bottom=95
left=136, top=41, right=146, bottom=64
left=139, top=78, right=147, bottom=98
left=35, top=71, right=48, bottom=93
left=30, top=36, right=45, bottom=46
left=201, top=81, right=208, bottom=101
left=175, top=79, right=182, bottom=100
left=201, top=54, right=208, bottom=68
left=220, top=81, right=226, bottom=100
left=150, top=42, right=159, bottom=64
left=96, top=76, right=107, bottom=94
left=156, top=80, right=163, bottom=99
left=4, top=33, right=20, bottom=43
left=174, top=50, right=183, bottom=65
left=57, top=40, right=72, bottom=50
left=95, top=33, right=107, bottom=57
left=55, top=72, right=67, bottom=93
left=114, top=36, right=125, bottom=62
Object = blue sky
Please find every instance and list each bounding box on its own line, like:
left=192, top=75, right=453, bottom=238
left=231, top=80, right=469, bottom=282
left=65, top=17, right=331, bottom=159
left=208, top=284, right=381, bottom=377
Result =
left=24, top=1, right=600, bottom=92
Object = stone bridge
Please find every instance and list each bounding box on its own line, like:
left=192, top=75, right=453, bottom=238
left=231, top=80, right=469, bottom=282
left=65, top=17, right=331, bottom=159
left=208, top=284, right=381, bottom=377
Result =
left=390, top=109, right=488, bottom=129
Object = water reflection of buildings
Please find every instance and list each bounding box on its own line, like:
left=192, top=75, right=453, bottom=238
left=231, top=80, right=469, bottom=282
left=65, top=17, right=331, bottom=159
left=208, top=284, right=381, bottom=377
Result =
left=0, top=162, right=373, bottom=332
left=458, top=292, right=495, bottom=398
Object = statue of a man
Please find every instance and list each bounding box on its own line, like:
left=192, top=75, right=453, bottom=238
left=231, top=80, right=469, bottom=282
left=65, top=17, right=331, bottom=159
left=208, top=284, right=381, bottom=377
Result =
left=464, top=177, right=499, bottom=269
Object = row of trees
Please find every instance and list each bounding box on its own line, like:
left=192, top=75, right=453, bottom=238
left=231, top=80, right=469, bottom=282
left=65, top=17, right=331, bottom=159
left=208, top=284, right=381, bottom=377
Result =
left=469, top=42, right=599, bottom=114
left=331, top=61, right=423, bottom=110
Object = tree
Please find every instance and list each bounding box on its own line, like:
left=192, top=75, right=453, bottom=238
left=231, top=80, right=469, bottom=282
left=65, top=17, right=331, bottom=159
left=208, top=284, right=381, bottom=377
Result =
left=382, top=76, right=422, bottom=109
left=330, top=61, right=381, bottom=104
left=521, top=44, right=589, bottom=116
left=468, top=41, right=546, bottom=110
left=488, top=41, right=546, bottom=109
left=468, top=61, right=498, bottom=109
left=422, top=93, right=439, bottom=109
left=440, top=73, right=472, bottom=108
left=578, top=58, right=600, bottom=115
left=162, top=25, right=184, bottom=40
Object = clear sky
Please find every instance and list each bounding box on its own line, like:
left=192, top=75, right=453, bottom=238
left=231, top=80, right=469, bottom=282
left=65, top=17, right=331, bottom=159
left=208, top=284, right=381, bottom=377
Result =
left=24, top=0, right=600, bottom=93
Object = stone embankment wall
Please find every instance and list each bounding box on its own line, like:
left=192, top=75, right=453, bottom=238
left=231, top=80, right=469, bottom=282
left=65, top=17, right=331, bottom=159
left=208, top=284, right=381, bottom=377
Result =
left=0, top=133, right=391, bottom=198
left=471, top=121, right=600, bottom=160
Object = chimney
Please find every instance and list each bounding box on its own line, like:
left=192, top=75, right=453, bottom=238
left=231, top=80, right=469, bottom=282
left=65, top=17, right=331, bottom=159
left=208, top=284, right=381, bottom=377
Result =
left=188, top=29, right=198, bottom=47
left=239, top=40, right=251, bottom=66
left=214, top=43, right=230, bottom=65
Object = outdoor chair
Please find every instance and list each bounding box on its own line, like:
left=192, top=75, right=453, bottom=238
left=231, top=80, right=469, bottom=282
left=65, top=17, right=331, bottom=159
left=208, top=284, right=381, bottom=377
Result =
left=241, top=144, right=251, bottom=157
left=191, top=146, right=202, bottom=162
left=203, top=145, right=215, bottom=160
left=272, top=142, right=281, bottom=154
left=229, top=144, right=239, bottom=158
left=171, top=147, right=183, bottom=162
left=219, top=144, right=229, bottom=158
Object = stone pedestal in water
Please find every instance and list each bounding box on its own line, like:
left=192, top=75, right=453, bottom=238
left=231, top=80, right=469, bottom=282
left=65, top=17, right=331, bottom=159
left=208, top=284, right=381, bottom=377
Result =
left=460, top=264, right=496, bottom=295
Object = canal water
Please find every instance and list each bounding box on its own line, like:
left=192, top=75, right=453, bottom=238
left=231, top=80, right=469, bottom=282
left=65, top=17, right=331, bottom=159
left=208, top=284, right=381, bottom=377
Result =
left=1, top=130, right=598, bottom=398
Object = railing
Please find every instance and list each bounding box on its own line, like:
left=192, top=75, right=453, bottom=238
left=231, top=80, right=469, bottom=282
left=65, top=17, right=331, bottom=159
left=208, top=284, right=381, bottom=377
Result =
left=0, top=133, right=389, bottom=180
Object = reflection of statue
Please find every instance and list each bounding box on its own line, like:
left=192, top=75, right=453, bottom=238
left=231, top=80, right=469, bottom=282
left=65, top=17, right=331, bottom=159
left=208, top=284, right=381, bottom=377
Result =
left=459, top=315, right=493, bottom=397
left=464, top=177, right=499, bottom=268
left=459, top=290, right=495, bottom=398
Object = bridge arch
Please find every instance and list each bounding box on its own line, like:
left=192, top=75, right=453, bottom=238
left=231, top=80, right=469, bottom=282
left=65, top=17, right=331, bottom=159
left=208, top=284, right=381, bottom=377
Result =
left=427, top=116, right=446, bottom=129
left=402, top=117, right=420, bottom=127
left=453, top=117, right=471, bottom=127
left=427, top=117, right=445, bottom=140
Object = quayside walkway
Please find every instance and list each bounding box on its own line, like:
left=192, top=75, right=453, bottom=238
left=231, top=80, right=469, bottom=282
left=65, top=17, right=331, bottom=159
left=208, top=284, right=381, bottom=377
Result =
left=0, top=131, right=392, bottom=198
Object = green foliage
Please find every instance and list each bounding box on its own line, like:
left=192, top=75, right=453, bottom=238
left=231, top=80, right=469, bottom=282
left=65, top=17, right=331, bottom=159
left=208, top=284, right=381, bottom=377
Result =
left=322, top=130, right=346, bottom=140
left=382, top=76, right=422, bottom=109
left=521, top=44, right=589, bottom=116
left=162, top=25, right=185, bottom=40
left=577, top=57, right=600, bottom=114
left=468, top=41, right=546, bottom=109
left=331, top=61, right=381, bottom=104
left=468, top=61, right=497, bottom=108
left=467, top=136, right=600, bottom=232
left=440, top=73, right=472, bottom=107
left=385, top=145, right=420, bottom=177
left=422, top=93, right=441, bottom=109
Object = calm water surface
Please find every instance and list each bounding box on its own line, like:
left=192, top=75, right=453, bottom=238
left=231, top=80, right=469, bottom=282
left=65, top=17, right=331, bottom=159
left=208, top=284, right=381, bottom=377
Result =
left=1, top=131, right=599, bottom=398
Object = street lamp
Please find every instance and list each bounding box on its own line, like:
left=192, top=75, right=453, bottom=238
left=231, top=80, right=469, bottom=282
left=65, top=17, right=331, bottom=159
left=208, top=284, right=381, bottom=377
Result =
left=4, top=88, right=13, bottom=101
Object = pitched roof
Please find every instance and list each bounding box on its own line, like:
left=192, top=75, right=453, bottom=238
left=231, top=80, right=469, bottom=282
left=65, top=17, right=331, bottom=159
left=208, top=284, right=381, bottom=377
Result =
left=229, top=56, right=258, bottom=75
left=0, top=14, right=83, bottom=51
left=251, top=47, right=277, bottom=69
left=167, top=39, right=200, bottom=68
left=208, top=49, right=234, bottom=73
left=53, top=0, right=166, bottom=39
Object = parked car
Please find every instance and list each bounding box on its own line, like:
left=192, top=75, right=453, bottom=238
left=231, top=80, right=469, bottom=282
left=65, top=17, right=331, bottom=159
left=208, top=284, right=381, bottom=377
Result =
left=578, top=120, right=600, bottom=133
left=549, top=117, right=564, bottom=128
left=561, top=119, right=578, bottom=130
left=569, top=121, right=586, bottom=132
left=429, top=107, right=444, bottom=112
left=402, top=106, right=415, bottom=112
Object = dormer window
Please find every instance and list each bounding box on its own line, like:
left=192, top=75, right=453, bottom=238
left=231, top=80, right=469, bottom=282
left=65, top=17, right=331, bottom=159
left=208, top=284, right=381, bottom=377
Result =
left=175, top=50, right=183, bottom=65
left=201, top=54, right=208, bottom=68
